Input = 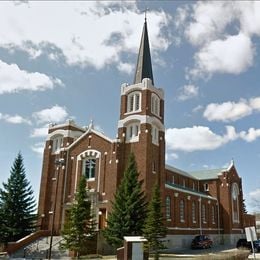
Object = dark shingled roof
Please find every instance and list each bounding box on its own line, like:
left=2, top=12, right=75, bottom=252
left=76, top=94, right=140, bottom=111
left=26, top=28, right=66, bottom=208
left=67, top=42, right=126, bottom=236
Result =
left=133, top=19, right=154, bottom=85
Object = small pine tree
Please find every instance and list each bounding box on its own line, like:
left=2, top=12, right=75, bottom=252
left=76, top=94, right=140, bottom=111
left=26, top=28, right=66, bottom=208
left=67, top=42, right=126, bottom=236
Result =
left=60, top=176, right=96, bottom=257
left=103, top=153, right=147, bottom=248
left=143, top=183, right=167, bottom=260
left=242, top=198, right=248, bottom=214
left=0, top=152, right=36, bottom=243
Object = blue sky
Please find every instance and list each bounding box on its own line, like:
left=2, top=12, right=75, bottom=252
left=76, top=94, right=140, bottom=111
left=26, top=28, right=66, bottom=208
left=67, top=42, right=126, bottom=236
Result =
left=0, top=1, right=259, bottom=213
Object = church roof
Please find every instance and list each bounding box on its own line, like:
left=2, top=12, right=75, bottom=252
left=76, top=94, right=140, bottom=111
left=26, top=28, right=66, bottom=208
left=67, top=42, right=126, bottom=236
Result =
left=166, top=164, right=196, bottom=180
left=188, top=168, right=226, bottom=180
left=166, top=162, right=236, bottom=181
left=188, top=160, right=235, bottom=180
left=133, top=19, right=154, bottom=85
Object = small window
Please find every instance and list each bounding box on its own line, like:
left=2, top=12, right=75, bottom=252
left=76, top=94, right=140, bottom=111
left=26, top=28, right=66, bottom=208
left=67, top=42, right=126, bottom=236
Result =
left=202, top=204, right=206, bottom=223
left=192, top=201, right=196, bottom=223
left=204, top=183, right=209, bottom=191
left=83, top=158, right=96, bottom=180
left=183, top=179, right=186, bottom=187
left=127, top=92, right=141, bottom=113
left=180, top=199, right=185, bottom=222
left=126, top=122, right=140, bottom=142
left=166, top=196, right=171, bottom=220
left=151, top=93, right=160, bottom=116
left=192, top=182, right=195, bottom=190
left=52, top=135, right=63, bottom=153
left=212, top=206, right=215, bottom=224
left=152, top=161, right=156, bottom=173
left=172, top=175, right=175, bottom=184
left=152, top=125, right=159, bottom=144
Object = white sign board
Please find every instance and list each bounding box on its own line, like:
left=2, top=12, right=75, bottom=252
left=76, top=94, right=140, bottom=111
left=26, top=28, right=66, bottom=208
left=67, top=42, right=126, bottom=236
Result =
left=132, top=242, right=143, bottom=260
left=245, top=226, right=257, bottom=242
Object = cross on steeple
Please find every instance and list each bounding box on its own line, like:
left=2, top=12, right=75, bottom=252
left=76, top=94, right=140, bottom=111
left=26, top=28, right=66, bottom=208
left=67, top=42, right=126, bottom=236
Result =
left=144, top=7, right=149, bottom=21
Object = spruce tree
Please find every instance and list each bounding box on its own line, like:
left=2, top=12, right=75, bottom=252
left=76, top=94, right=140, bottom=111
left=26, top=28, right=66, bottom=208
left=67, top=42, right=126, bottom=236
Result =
left=0, top=152, right=36, bottom=243
left=103, top=153, right=147, bottom=248
left=60, top=176, right=96, bottom=257
left=143, top=183, right=167, bottom=260
left=242, top=198, right=247, bottom=213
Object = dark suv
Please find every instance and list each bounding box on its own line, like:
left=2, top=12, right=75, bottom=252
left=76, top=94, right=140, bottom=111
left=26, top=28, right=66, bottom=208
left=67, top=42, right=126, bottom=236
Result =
left=236, top=238, right=260, bottom=252
left=191, top=235, right=213, bottom=249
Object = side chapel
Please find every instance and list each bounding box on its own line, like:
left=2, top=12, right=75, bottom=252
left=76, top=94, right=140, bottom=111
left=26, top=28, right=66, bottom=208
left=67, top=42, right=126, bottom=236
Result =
left=38, top=19, right=255, bottom=249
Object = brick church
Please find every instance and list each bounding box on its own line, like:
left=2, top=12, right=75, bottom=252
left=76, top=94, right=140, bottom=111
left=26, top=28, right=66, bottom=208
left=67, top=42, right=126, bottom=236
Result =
left=38, top=19, right=255, bottom=249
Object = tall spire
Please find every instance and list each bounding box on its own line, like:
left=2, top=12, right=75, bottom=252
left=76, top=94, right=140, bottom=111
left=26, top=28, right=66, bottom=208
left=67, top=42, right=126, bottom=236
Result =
left=133, top=18, right=154, bottom=85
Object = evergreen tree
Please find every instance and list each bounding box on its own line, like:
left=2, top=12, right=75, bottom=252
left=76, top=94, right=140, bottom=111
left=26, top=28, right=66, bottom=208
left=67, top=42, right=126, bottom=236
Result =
left=242, top=198, right=248, bottom=214
left=103, top=153, right=147, bottom=248
left=60, top=176, right=96, bottom=257
left=0, top=152, right=36, bottom=243
left=143, top=183, right=167, bottom=260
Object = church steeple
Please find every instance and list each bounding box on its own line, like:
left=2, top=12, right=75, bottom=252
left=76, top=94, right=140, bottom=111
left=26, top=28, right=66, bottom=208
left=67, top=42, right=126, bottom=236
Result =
left=133, top=19, right=154, bottom=85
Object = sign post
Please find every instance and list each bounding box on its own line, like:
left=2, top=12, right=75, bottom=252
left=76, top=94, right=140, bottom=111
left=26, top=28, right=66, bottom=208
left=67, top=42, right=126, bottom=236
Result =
left=245, top=226, right=257, bottom=260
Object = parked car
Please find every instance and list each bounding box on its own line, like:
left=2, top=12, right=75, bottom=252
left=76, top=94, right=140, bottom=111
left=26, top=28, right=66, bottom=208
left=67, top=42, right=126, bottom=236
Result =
left=236, top=238, right=260, bottom=252
left=191, top=235, right=213, bottom=249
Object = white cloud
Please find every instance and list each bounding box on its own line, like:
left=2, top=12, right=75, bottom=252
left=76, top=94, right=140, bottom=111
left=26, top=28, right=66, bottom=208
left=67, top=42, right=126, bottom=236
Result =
left=204, top=97, right=260, bottom=122
left=0, top=112, right=31, bottom=124
left=117, top=62, right=134, bottom=75
left=240, top=128, right=260, bottom=142
left=185, top=1, right=235, bottom=46
left=249, top=188, right=260, bottom=211
left=179, top=1, right=260, bottom=77
left=192, top=105, right=203, bottom=113
left=165, top=152, right=179, bottom=163
left=250, top=97, right=260, bottom=110
left=0, top=60, right=63, bottom=94
left=30, top=126, right=48, bottom=138
left=238, top=1, right=260, bottom=36
left=33, top=105, right=68, bottom=124
left=191, top=33, right=254, bottom=77
left=249, top=188, right=260, bottom=201
left=166, top=124, right=260, bottom=153
left=178, top=84, right=198, bottom=101
left=0, top=2, right=171, bottom=71
left=204, top=100, right=252, bottom=122
left=169, top=153, right=179, bottom=160
left=166, top=125, right=238, bottom=152
left=31, top=142, right=45, bottom=155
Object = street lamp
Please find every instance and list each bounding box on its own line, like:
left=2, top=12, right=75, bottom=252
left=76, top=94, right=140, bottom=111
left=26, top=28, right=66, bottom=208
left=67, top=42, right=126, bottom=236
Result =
left=48, top=158, right=65, bottom=260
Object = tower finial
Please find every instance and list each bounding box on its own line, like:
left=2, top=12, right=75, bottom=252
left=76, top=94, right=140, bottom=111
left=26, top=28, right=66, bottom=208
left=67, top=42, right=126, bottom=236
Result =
left=89, top=119, right=94, bottom=130
left=144, top=7, right=149, bottom=21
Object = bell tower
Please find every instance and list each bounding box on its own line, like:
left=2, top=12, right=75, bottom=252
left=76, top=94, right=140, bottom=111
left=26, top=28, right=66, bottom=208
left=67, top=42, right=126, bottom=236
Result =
left=117, top=19, right=165, bottom=199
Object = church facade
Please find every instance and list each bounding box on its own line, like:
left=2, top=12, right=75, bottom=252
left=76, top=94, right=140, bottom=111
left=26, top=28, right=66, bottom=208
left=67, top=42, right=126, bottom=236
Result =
left=37, top=20, right=255, bottom=249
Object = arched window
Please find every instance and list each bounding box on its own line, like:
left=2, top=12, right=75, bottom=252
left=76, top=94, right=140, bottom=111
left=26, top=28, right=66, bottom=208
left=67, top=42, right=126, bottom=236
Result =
left=151, top=93, right=160, bottom=116
left=192, top=201, right=196, bottom=223
left=82, top=158, right=96, bottom=180
left=180, top=199, right=185, bottom=222
left=127, top=91, right=141, bottom=113
left=166, top=196, right=171, bottom=220
left=52, top=135, right=63, bottom=153
left=126, top=122, right=140, bottom=142
left=231, top=183, right=240, bottom=223
left=151, top=125, right=159, bottom=144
